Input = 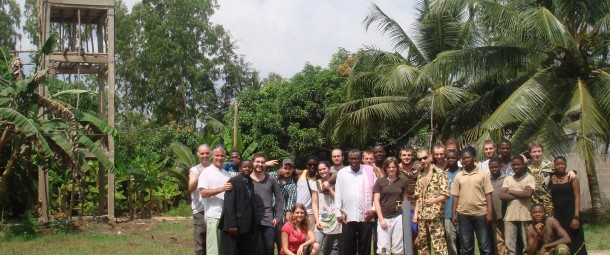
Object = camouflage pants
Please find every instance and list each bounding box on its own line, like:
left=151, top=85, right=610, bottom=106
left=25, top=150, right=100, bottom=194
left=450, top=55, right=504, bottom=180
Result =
left=417, top=218, right=447, bottom=255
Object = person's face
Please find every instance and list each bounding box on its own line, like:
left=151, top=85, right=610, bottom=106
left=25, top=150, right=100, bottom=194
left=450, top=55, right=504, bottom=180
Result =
left=499, top=143, right=512, bottom=157
left=253, top=157, right=266, bottom=173
left=530, top=146, right=543, bottom=163
left=348, top=154, right=361, bottom=168
left=554, top=159, right=567, bottom=174
left=373, top=146, right=386, bottom=162
left=489, top=161, right=501, bottom=176
left=280, top=164, right=294, bottom=178
left=331, top=149, right=343, bottom=166
left=461, top=152, right=475, bottom=168
left=197, top=146, right=210, bottom=164
left=512, top=158, right=524, bottom=175
left=212, top=148, right=226, bottom=168
left=531, top=206, right=546, bottom=223
left=230, top=152, right=241, bottom=165
left=362, top=153, right=374, bottom=166
left=483, top=144, right=495, bottom=159
left=433, top=148, right=446, bottom=163
left=446, top=144, right=458, bottom=153
left=240, top=161, right=253, bottom=177
left=386, top=162, right=398, bottom=177
left=416, top=151, right=431, bottom=169
left=307, top=159, right=318, bottom=171
left=293, top=207, right=306, bottom=223
left=318, top=164, right=330, bottom=178
left=446, top=153, right=458, bottom=167
left=400, top=150, right=413, bottom=165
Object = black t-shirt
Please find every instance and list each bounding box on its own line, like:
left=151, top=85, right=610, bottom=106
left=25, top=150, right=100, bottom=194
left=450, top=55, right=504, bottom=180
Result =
left=373, top=177, right=409, bottom=218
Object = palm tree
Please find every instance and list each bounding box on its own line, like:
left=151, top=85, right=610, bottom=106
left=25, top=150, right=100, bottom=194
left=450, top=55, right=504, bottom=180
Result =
left=322, top=1, right=479, bottom=147
left=469, top=0, right=610, bottom=223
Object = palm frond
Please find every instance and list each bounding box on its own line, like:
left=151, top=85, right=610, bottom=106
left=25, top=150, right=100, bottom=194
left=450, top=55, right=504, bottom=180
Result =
left=170, top=141, right=197, bottom=167
left=416, top=86, right=477, bottom=116
left=563, top=79, right=609, bottom=138
left=0, top=108, right=53, bottom=155
left=363, top=3, right=427, bottom=65
left=482, top=70, right=553, bottom=130
left=78, top=134, right=116, bottom=174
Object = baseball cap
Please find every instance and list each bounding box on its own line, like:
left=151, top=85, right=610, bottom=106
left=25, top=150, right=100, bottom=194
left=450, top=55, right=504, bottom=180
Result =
left=282, top=158, right=295, bottom=166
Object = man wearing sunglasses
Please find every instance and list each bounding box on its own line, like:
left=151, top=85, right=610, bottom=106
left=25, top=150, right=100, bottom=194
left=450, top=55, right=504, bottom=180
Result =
left=413, top=148, right=450, bottom=255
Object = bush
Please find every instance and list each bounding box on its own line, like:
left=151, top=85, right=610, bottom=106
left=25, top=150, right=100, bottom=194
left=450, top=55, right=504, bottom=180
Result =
left=0, top=211, right=40, bottom=241
left=162, top=201, right=192, bottom=217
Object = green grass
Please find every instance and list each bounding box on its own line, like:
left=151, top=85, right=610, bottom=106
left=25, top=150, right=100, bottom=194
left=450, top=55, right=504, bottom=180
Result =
left=1, top=218, right=608, bottom=254
left=584, top=223, right=610, bottom=251
left=0, top=219, right=193, bottom=255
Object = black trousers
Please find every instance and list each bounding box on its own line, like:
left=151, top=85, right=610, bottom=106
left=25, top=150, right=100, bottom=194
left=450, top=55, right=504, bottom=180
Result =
left=222, top=231, right=257, bottom=255
left=342, top=221, right=375, bottom=255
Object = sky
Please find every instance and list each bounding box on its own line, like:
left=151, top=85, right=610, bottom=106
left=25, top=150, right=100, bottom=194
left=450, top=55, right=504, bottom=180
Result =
left=17, top=0, right=418, bottom=78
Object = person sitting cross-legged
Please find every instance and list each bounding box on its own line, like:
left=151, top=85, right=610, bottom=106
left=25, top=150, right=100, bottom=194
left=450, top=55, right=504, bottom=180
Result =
left=526, top=204, right=571, bottom=255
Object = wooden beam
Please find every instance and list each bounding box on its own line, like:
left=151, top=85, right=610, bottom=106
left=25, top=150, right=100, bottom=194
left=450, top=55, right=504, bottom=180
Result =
left=47, top=0, right=114, bottom=7
left=55, top=66, right=104, bottom=75
left=49, top=54, right=108, bottom=64
left=106, top=7, right=116, bottom=220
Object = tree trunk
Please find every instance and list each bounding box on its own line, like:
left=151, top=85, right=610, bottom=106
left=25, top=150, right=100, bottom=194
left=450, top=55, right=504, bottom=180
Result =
left=585, top=160, right=607, bottom=224
left=0, top=151, right=18, bottom=194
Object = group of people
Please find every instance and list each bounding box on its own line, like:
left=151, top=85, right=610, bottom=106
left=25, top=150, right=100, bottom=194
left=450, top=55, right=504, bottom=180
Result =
left=188, top=139, right=587, bottom=255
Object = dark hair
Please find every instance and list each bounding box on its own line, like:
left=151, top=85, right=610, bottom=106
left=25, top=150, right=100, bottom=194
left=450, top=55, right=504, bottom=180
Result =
left=511, top=155, right=524, bottom=162
left=498, top=138, right=512, bottom=147
left=251, top=153, right=265, bottom=161
left=307, top=155, right=320, bottom=163
left=240, top=159, right=252, bottom=166
left=489, top=156, right=502, bottom=165
left=318, top=160, right=332, bottom=169
left=400, top=147, right=414, bottom=154
left=554, top=155, right=567, bottom=163
left=530, top=203, right=545, bottom=212
left=461, top=146, right=476, bottom=157
left=348, top=149, right=361, bottom=157
left=230, top=150, right=241, bottom=156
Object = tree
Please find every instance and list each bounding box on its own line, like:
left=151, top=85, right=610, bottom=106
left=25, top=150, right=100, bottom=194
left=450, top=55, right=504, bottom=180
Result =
left=323, top=1, right=479, bottom=146
left=0, top=0, right=21, bottom=49
left=471, top=0, right=610, bottom=223
left=0, top=36, right=116, bottom=217
left=225, top=50, right=350, bottom=164
left=114, top=0, right=255, bottom=126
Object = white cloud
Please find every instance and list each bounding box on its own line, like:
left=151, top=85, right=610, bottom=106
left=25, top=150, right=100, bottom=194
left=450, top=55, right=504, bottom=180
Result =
left=18, top=0, right=417, bottom=78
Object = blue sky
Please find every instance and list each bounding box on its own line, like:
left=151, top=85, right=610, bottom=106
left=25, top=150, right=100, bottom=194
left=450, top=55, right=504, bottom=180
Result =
left=17, top=0, right=418, bottom=78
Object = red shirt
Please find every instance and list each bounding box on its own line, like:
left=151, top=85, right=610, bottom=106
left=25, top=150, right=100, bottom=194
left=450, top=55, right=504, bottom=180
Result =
left=280, top=222, right=306, bottom=254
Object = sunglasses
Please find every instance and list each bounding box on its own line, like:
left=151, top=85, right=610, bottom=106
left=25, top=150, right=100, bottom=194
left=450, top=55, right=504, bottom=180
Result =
left=417, top=156, right=428, bottom=161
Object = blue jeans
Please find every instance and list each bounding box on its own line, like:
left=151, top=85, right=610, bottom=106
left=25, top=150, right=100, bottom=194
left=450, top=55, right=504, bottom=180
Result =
left=257, top=225, right=275, bottom=255
left=457, top=214, right=492, bottom=255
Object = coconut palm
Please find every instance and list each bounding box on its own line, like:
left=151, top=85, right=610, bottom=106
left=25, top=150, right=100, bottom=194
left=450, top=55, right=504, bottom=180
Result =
left=469, top=0, right=610, bottom=223
left=322, top=1, right=479, bottom=146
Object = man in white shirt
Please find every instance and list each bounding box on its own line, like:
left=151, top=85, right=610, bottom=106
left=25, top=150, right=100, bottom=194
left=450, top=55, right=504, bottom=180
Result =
left=479, top=140, right=496, bottom=177
left=189, top=144, right=211, bottom=255
left=198, top=146, right=232, bottom=255
left=335, top=149, right=377, bottom=255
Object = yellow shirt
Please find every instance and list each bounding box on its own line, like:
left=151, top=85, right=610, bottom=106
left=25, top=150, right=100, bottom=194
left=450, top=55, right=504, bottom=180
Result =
left=451, top=167, right=494, bottom=216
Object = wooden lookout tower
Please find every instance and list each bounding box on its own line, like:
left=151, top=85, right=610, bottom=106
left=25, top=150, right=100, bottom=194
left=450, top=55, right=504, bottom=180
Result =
left=37, top=0, right=116, bottom=222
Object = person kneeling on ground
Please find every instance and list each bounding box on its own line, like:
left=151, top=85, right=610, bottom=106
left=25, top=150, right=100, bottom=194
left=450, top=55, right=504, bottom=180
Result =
left=526, top=204, right=571, bottom=255
left=281, top=203, right=320, bottom=255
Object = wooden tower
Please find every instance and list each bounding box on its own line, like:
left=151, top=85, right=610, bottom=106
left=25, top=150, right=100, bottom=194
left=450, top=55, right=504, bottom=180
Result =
left=38, top=0, right=116, bottom=221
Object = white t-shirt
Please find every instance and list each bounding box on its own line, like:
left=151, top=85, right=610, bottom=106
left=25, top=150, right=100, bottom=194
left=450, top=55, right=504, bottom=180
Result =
left=479, top=159, right=491, bottom=178
left=197, top=164, right=231, bottom=219
left=296, top=170, right=317, bottom=215
left=190, top=164, right=206, bottom=214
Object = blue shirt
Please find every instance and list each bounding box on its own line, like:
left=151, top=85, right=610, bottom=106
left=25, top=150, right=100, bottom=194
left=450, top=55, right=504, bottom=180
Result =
left=444, top=168, right=462, bottom=219
left=224, top=162, right=239, bottom=177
